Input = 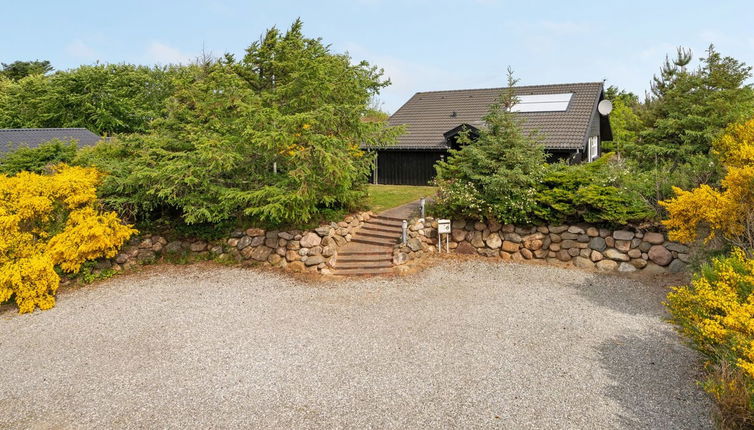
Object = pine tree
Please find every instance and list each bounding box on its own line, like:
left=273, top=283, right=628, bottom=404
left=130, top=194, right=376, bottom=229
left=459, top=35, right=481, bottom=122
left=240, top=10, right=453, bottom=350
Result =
left=637, top=45, right=754, bottom=163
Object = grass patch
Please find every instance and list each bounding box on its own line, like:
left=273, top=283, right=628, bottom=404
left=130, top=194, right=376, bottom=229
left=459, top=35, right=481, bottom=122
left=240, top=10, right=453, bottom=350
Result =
left=367, top=184, right=437, bottom=213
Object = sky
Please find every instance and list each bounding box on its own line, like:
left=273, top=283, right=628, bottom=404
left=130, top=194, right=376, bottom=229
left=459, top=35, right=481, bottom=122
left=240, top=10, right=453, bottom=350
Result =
left=2, top=0, right=754, bottom=113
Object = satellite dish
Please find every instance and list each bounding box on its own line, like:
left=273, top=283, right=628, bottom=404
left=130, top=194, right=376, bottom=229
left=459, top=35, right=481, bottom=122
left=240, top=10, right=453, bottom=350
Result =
left=598, top=99, right=613, bottom=116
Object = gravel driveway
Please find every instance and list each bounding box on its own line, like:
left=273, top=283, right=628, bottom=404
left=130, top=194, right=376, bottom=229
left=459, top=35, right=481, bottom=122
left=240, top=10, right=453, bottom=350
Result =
left=0, top=260, right=711, bottom=429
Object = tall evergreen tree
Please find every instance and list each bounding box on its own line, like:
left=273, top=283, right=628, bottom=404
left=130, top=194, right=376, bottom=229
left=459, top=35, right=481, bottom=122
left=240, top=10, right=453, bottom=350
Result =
left=78, top=21, right=400, bottom=226
left=635, top=45, right=754, bottom=163
left=434, top=69, right=546, bottom=223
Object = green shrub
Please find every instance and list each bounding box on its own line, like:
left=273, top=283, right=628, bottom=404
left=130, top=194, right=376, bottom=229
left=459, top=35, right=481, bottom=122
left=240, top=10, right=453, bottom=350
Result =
left=618, top=153, right=722, bottom=218
left=534, top=155, right=655, bottom=225
left=75, top=261, right=117, bottom=285
left=433, top=147, right=655, bottom=226
left=0, top=139, right=78, bottom=174
left=429, top=179, right=493, bottom=221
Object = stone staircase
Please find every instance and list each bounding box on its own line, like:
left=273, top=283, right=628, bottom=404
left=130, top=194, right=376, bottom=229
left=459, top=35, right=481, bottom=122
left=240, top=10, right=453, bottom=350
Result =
left=333, top=215, right=404, bottom=276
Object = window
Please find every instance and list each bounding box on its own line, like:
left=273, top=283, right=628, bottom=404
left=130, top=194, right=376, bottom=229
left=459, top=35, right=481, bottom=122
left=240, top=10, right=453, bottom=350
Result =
left=511, top=93, right=573, bottom=113
left=588, top=136, right=599, bottom=161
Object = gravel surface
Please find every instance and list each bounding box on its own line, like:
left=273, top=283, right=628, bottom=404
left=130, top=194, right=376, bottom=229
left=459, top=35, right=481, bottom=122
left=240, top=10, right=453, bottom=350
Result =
left=0, top=260, right=711, bottom=429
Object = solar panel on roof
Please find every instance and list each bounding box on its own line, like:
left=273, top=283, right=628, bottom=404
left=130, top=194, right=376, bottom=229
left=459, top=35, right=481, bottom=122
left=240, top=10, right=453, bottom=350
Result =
left=511, top=93, right=573, bottom=113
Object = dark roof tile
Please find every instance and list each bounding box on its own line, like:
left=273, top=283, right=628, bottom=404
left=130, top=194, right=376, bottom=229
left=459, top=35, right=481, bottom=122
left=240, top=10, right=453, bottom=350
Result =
left=385, top=82, right=604, bottom=150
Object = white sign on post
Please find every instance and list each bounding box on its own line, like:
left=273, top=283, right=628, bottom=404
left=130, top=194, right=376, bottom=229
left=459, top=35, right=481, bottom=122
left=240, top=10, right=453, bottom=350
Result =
left=437, top=219, right=451, bottom=253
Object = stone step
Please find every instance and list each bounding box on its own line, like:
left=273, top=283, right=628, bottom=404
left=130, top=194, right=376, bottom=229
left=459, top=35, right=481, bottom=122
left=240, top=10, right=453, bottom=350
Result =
left=351, top=237, right=398, bottom=247
left=337, top=252, right=392, bottom=260
left=335, top=261, right=392, bottom=270
left=366, top=218, right=404, bottom=228
left=372, top=215, right=404, bottom=222
left=358, top=231, right=399, bottom=241
left=337, top=257, right=392, bottom=264
left=333, top=267, right=394, bottom=276
left=360, top=224, right=402, bottom=234
left=363, top=223, right=402, bottom=232
left=338, top=248, right=392, bottom=255
left=330, top=212, right=405, bottom=278
left=338, top=247, right=393, bottom=259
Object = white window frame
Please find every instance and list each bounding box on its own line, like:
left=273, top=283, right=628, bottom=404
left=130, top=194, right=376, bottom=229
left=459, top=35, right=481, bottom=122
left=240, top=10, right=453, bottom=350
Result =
left=588, top=136, right=599, bottom=162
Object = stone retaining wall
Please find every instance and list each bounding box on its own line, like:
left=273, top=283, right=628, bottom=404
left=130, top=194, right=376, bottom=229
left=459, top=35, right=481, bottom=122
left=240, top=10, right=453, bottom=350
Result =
left=394, top=217, right=690, bottom=274
left=97, top=211, right=374, bottom=276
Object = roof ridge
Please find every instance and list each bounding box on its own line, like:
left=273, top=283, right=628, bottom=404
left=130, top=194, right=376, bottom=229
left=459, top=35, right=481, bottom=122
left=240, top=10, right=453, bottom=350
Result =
left=414, top=81, right=604, bottom=95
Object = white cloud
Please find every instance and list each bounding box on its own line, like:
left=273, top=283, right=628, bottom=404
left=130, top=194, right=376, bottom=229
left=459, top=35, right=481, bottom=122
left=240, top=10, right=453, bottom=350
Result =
left=66, top=39, right=97, bottom=60
left=146, top=41, right=193, bottom=65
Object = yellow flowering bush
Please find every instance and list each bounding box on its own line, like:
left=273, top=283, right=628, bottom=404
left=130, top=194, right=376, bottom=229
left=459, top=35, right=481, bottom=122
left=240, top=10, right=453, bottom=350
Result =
left=0, top=165, right=136, bottom=313
left=661, top=119, right=754, bottom=250
left=667, top=249, right=754, bottom=366
left=715, top=118, right=754, bottom=168
left=663, top=118, right=754, bottom=426
left=666, top=249, right=754, bottom=425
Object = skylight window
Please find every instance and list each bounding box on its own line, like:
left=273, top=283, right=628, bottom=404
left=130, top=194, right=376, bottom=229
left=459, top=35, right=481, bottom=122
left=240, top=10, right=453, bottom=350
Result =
left=511, top=93, right=573, bottom=112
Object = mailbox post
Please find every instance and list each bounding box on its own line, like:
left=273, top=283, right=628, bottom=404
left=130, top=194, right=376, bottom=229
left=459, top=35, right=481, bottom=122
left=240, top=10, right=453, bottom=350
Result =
left=437, top=219, right=451, bottom=253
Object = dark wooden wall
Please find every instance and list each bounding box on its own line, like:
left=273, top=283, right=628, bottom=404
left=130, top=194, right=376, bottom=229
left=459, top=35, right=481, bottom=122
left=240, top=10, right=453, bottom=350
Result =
left=373, top=148, right=582, bottom=185
left=372, top=150, right=446, bottom=185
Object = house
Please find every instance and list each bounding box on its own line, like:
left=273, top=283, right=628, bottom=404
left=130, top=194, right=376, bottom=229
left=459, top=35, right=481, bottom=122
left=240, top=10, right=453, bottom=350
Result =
left=370, top=82, right=613, bottom=185
left=0, top=128, right=102, bottom=157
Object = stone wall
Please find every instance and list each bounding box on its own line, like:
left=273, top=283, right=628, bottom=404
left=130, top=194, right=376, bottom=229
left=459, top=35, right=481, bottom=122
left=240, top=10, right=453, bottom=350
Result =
left=100, top=211, right=374, bottom=276
left=394, top=217, right=690, bottom=274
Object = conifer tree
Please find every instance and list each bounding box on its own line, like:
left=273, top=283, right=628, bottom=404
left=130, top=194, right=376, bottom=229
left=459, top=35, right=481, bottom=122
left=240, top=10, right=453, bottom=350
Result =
left=79, top=20, right=400, bottom=226
left=636, top=45, right=754, bottom=163
left=434, top=69, right=546, bottom=223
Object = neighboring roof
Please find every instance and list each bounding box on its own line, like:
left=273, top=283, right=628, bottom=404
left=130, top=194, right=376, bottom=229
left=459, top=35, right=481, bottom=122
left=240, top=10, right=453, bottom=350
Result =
left=0, top=128, right=102, bottom=156
left=383, top=82, right=606, bottom=150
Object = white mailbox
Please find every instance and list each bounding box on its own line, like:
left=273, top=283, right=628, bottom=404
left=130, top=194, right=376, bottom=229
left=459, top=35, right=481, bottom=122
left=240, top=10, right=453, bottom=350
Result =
left=437, top=219, right=451, bottom=253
